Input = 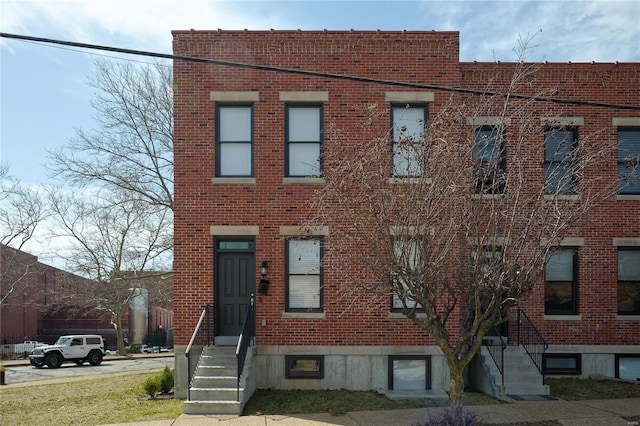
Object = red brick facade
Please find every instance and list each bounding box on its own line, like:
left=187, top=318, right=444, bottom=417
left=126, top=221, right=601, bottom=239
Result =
left=172, top=30, right=639, bottom=391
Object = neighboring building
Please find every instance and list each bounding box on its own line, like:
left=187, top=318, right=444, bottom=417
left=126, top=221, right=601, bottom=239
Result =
left=171, top=30, right=639, bottom=403
left=0, top=244, right=174, bottom=351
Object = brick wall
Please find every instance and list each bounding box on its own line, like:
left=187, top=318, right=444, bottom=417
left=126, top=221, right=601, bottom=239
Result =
left=172, top=30, right=639, bottom=348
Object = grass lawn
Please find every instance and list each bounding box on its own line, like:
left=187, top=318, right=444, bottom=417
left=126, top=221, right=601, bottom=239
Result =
left=546, top=377, right=640, bottom=400
left=1, top=371, right=639, bottom=425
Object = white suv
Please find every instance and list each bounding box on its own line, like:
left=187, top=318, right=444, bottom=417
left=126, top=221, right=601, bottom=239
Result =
left=29, top=335, right=105, bottom=368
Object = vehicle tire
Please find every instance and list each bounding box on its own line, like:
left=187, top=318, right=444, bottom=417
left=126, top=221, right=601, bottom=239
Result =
left=45, top=352, right=63, bottom=368
left=87, top=350, right=103, bottom=366
left=31, top=359, right=44, bottom=368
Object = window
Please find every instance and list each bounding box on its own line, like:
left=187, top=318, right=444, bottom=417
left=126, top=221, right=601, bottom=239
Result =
left=391, top=105, right=427, bottom=177
left=286, top=105, right=322, bottom=177
left=216, top=105, right=253, bottom=177
left=617, top=129, right=640, bottom=194
left=618, top=249, right=640, bottom=315
left=616, top=355, right=640, bottom=381
left=473, top=127, right=505, bottom=193
left=391, top=237, right=425, bottom=310
left=544, top=354, right=581, bottom=375
left=286, top=238, right=322, bottom=312
left=545, top=129, right=577, bottom=194
left=545, top=249, right=578, bottom=315
left=285, top=355, right=324, bottom=379
left=388, top=356, right=431, bottom=390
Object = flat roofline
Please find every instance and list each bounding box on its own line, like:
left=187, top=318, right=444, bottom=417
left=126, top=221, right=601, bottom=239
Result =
left=172, top=29, right=460, bottom=36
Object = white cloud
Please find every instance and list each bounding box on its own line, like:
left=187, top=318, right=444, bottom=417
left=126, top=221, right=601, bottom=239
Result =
left=1, top=0, right=288, bottom=52
left=417, top=0, right=640, bottom=62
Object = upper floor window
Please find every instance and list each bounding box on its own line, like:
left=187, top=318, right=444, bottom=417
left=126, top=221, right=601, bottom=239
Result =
left=618, top=248, right=640, bottom=315
left=617, top=129, right=640, bottom=194
left=545, top=129, right=577, bottom=194
left=391, top=236, right=425, bottom=311
left=391, top=105, right=427, bottom=177
left=545, top=249, right=578, bottom=315
left=286, top=238, right=323, bottom=312
left=286, top=105, right=322, bottom=177
left=216, top=105, right=253, bottom=177
left=473, top=127, right=505, bottom=194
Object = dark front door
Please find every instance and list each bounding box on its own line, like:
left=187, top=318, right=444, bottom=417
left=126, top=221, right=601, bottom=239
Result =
left=216, top=241, right=255, bottom=337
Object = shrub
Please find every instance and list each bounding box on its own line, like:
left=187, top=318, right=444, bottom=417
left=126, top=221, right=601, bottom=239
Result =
left=142, top=376, right=161, bottom=399
left=413, top=406, right=480, bottom=426
left=159, top=366, right=174, bottom=394
left=129, top=343, right=142, bottom=354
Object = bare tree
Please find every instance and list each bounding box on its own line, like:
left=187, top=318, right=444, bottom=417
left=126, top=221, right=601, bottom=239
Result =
left=47, top=59, right=173, bottom=210
left=0, top=163, right=50, bottom=306
left=47, top=188, right=173, bottom=355
left=306, top=56, right=627, bottom=416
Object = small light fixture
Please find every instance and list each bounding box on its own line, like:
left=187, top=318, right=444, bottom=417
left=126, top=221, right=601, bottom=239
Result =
left=259, top=261, right=270, bottom=295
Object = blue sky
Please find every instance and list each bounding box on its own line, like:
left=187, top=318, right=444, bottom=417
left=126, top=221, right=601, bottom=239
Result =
left=2, top=0, right=639, bottom=187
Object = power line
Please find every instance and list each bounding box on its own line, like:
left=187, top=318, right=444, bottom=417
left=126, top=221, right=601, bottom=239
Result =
left=2, top=32, right=639, bottom=111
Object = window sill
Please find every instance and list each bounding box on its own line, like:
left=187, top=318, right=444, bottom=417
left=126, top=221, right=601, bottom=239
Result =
left=388, top=312, right=426, bottom=319
left=282, top=177, right=325, bottom=185
left=388, top=177, right=432, bottom=184
left=212, top=177, right=256, bottom=185
left=282, top=312, right=325, bottom=320
left=616, top=315, right=640, bottom=321
left=543, top=194, right=580, bottom=201
left=471, top=193, right=506, bottom=200
left=616, top=195, right=640, bottom=201
left=544, top=315, right=582, bottom=321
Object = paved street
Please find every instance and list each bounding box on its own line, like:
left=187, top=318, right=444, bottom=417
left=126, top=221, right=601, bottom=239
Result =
left=3, top=354, right=174, bottom=385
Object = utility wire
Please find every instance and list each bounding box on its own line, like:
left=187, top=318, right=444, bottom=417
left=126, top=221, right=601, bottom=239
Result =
left=2, top=32, right=639, bottom=111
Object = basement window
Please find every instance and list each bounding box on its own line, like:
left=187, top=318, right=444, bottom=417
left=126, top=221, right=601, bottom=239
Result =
left=543, top=354, right=581, bottom=375
left=285, top=355, right=324, bottom=379
left=388, top=356, right=431, bottom=390
left=616, top=355, right=640, bottom=381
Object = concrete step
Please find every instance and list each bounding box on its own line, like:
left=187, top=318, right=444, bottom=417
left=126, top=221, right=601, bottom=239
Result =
left=189, top=386, right=248, bottom=401
left=192, top=375, right=247, bottom=388
left=194, top=365, right=238, bottom=377
left=183, top=400, right=242, bottom=415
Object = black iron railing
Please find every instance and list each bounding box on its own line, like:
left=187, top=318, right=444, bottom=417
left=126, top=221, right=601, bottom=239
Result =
left=235, top=294, right=255, bottom=401
left=483, top=326, right=507, bottom=386
left=185, top=304, right=214, bottom=400
left=509, top=308, right=548, bottom=377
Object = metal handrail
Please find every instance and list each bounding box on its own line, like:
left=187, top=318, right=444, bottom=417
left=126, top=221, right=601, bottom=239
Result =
left=235, top=294, right=255, bottom=401
left=510, top=308, right=548, bottom=377
left=483, top=326, right=507, bottom=386
left=185, top=304, right=213, bottom=400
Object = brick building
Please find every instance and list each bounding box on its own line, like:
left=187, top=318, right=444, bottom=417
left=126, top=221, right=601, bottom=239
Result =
left=172, top=30, right=639, bottom=404
left=1, top=244, right=174, bottom=351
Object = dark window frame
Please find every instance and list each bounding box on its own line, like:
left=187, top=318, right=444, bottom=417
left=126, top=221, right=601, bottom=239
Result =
left=390, top=236, right=426, bottom=312
left=391, top=104, right=428, bottom=178
left=615, top=354, right=640, bottom=380
left=617, top=247, right=640, bottom=315
left=544, top=248, right=579, bottom=315
left=543, top=353, right=582, bottom=375
left=285, top=104, right=324, bottom=178
left=215, top=104, right=254, bottom=178
left=285, top=355, right=324, bottom=379
left=544, top=127, right=578, bottom=194
left=473, top=126, right=506, bottom=194
left=285, top=237, right=324, bottom=313
left=617, top=128, right=640, bottom=195
left=388, top=355, right=431, bottom=390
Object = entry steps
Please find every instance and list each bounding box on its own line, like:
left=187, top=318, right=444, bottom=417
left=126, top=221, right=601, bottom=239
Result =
left=476, top=344, right=549, bottom=399
left=183, top=345, right=256, bottom=415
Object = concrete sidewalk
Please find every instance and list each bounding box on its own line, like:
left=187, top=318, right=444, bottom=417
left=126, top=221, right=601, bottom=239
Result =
left=103, top=397, right=640, bottom=426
